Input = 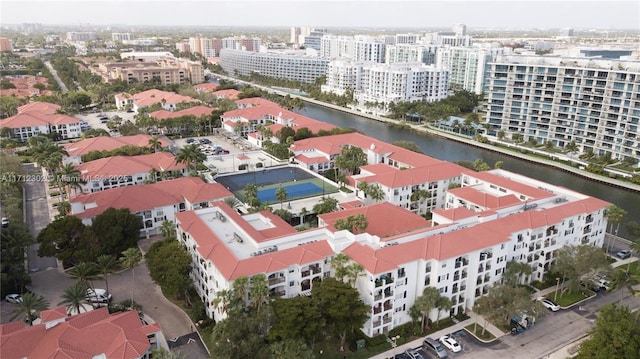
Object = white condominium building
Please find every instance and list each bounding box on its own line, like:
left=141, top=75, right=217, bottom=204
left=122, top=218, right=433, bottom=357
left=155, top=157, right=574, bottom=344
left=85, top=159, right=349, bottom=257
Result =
left=385, top=44, right=438, bottom=65
left=320, top=35, right=386, bottom=63
left=321, top=60, right=364, bottom=96
left=484, top=55, right=640, bottom=162
left=436, top=46, right=511, bottom=95
left=219, top=49, right=329, bottom=83
left=355, top=62, right=449, bottom=115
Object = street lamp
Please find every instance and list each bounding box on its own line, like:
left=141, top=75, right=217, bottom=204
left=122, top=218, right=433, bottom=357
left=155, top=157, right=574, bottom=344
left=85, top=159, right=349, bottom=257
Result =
left=554, top=277, right=560, bottom=302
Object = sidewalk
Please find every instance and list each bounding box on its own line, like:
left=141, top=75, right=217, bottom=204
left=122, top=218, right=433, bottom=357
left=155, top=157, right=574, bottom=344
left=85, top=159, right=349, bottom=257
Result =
left=368, top=311, right=506, bottom=359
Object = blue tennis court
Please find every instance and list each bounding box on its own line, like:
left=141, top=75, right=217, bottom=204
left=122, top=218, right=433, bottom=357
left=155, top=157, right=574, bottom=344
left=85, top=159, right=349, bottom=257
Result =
left=257, top=182, right=323, bottom=202
left=216, top=166, right=316, bottom=192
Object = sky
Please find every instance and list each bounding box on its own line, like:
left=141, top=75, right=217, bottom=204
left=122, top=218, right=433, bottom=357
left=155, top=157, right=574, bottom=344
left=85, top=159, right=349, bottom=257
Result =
left=2, top=0, right=639, bottom=29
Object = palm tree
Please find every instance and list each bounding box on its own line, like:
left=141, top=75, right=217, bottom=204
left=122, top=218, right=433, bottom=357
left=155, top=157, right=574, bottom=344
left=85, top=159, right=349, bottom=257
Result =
left=58, top=163, right=82, bottom=199
left=56, top=201, right=71, bottom=217
left=120, top=247, right=143, bottom=308
left=11, top=292, right=49, bottom=325
left=249, top=274, right=269, bottom=313
left=224, top=196, right=242, bottom=211
left=160, top=220, right=175, bottom=240
left=148, top=136, right=162, bottom=153
left=330, top=253, right=351, bottom=282
left=435, top=296, right=452, bottom=326
left=59, top=284, right=91, bottom=315
left=606, top=205, right=627, bottom=252
left=414, top=287, right=441, bottom=332
left=231, top=276, right=250, bottom=309
left=243, top=183, right=259, bottom=207
left=345, top=263, right=364, bottom=288
left=95, top=255, right=117, bottom=295
left=68, top=262, right=99, bottom=290
left=275, top=187, right=288, bottom=209
left=176, top=144, right=205, bottom=173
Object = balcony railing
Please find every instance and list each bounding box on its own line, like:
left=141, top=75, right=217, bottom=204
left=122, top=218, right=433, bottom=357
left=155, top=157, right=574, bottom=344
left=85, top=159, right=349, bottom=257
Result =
left=268, top=277, right=286, bottom=286
left=383, top=317, right=392, bottom=324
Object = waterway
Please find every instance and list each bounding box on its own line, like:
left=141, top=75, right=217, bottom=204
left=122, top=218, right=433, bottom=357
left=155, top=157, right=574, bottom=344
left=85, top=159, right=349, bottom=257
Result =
left=294, top=102, right=640, bottom=238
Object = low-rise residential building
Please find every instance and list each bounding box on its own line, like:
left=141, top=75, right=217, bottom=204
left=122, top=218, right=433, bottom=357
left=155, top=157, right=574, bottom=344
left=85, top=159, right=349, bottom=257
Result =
left=71, top=177, right=232, bottom=235
left=149, top=105, right=215, bottom=134
left=176, top=166, right=609, bottom=336
left=114, top=89, right=198, bottom=112
left=98, top=57, right=204, bottom=85
left=63, top=134, right=171, bottom=165
left=0, top=102, right=81, bottom=141
left=75, top=152, right=186, bottom=194
left=0, top=306, right=161, bottom=359
left=0, top=75, right=51, bottom=98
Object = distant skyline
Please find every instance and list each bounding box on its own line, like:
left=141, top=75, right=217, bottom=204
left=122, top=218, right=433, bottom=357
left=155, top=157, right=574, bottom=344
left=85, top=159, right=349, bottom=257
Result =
left=2, top=0, right=639, bottom=30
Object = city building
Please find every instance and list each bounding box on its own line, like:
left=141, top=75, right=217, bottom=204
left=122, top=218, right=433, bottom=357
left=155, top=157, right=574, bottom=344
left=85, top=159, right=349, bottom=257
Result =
left=66, top=32, right=96, bottom=42
left=0, top=102, right=81, bottom=141
left=62, top=134, right=172, bottom=165
left=176, top=153, right=609, bottom=336
left=303, top=28, right=328, bottom=51
left=0, top=307, right=161, bottom=359
left=114, top=89, right=198, bottom=111
left=319, top=35, right=386, bottom=62
left=71, top=177, right=232, bottom=235
left=484, top=55, right=640, bottom=162
left=357, top=62, right=449, bottom=115
left=290, top=26, right=311, bottom=47
left=219, top=49, right=329, bottom=83
left=436, top=46, right=511, bottom=94
left=75, top=152, right=186, bottom=194
left=98, top=56, right=204, bottom=85
left=385, top=44, right=438, bottom=65
left=111, top=32, right=131, bottom=42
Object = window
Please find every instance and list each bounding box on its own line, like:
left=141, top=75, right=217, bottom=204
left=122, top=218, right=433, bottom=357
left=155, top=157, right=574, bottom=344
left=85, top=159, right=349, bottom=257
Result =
left=289, top=281, right=294, bottom=286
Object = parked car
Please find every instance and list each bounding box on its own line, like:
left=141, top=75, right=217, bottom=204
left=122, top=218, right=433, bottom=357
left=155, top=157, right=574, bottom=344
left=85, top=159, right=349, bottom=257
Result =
left=185, top=138, right=195, bottom=144
left=404, top=348, right=424, bottom=359
left=616, top=249, right=632, bottom=259
left=2, top=217, right=9, bottom=228
left=86, top=288, right=112, bottom=303
left=126, top=109, right=134, bottom=113
left=424, top=337, right=448, bottom=358
left=538, top=297, right=560, bottom=312
left=100, top=117, right=109, bottom=123
left=5, top=294, right=22, bottom=303
left=200, top=138, right=212, bottom=144
left=439, top=335, right=462, bottom=353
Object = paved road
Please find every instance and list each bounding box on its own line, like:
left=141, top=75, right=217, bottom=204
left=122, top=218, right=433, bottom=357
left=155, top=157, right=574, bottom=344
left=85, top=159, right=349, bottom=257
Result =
left=24, top=236, right=194, bottom=340
left=22, top=164, right=57, bottom=272
left=43, top=60, right=69, bottom=93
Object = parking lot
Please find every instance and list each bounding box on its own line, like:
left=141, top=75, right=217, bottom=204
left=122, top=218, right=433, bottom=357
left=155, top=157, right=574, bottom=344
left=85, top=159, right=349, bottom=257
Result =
left=74, top=110, right=137, bottom=137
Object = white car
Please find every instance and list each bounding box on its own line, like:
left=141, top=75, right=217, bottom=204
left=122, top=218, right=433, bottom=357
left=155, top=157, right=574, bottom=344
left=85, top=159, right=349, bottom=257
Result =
left=5, top=294, right=22, bottom=304
left=539, top=297, right=560, bottom=312
left=2, top=217, right=9, bottom=228
left=439, top=335, right=462, bottom=353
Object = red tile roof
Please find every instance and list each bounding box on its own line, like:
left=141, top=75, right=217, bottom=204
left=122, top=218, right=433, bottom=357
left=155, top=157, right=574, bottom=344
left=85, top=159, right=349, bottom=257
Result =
left=356, top=162, right=469, bottom=188
left=319, top=202, right=429, bottom=238
left=466, top=171, right=554, bottom=200
left=432, top=207, right=478, bottom=221
left=75, top=152, right=184, bottom=178
left=235, top=97, right=280, bottom=107
left=0, top=307, right=160, bottom=359
left=211, top=89, right=240, bottom=99
left=116, top=89, right=197, bottom=108
left=292, top=133, right=439, bottom=167
left=71, top=177, right=232, bottom=218
left=448, top=186, right=522, bottom=209
left=176, top=205, right=333, bottom=280
left=18, top=101, right=61, bottom=115
left=149, top=106, right=214, bottom=120
left=343, top=197, right=610, bottom=274
left=63, top=135, right=171, bottom=157
left=193, top=82, right=218, bottom=92
left=0, top=112, right=79, bottom=129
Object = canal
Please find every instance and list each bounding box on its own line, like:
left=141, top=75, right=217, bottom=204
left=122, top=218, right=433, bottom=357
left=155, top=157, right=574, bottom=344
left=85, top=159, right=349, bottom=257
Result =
left=295, top=102, right=640, bottom=238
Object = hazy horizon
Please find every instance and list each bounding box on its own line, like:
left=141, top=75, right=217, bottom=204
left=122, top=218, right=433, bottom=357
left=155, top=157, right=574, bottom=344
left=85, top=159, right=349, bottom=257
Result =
left=2, top=0, right=639, bottom=30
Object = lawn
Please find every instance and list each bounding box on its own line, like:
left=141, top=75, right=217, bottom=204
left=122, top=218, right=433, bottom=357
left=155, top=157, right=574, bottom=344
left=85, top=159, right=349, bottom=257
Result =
left=548, top=287, right=595, bottom=307
left=464, top=323, right=496, bottom=341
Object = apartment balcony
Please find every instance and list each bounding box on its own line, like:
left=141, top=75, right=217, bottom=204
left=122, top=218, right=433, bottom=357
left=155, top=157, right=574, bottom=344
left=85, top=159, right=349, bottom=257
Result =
left=268, top=277, right=286, bottom=286
left=461, top=271, right=468, bottom=279
left=372, top=320, right=382, bottom=327
left=269, top=288, right=286, bottom=298
left=374, top=292, right=383, bottom=302
left=383, top=301, right=393, bottom=312
left=383, top=316, right=392, bottom=325
left=373, top=306, right=382, bottom=315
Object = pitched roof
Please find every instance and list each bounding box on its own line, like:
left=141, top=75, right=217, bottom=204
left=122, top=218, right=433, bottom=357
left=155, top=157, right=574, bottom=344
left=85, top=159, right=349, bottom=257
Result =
left=466, top=171, right=554, bottom=200
left=63, top=135, right=171, bottom=157
left=18, top=101, right=61, bottom=115
left=176, top=206, right=333, bottom=280
left=193, top=82, right=218, bottom=92
left=319, top=202, right=429, bottom=238
left=71, top=177, right=232, bottom=218
left=356, top=162, right=469, bottom=188
left=447, top=186, right=522, bottom=209
left=292, top=132, right=439, bottom=168
left=0, top=307, right=160, bottom=359
left=343, top=196, right=610, bottom=274
left=75, top=152, right=184, bottom=178
left=0, top=112, right=79, bottom=129
left=149, top=106, right=214, bottom=120
left=211, top=89, right=240, bottom=99
left=116, top=89, right=197, bottom=108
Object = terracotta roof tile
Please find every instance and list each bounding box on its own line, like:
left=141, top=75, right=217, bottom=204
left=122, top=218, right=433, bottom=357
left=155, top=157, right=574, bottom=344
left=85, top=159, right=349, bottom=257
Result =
left=63, top=135, right=170, bottom=157
left=75, top=152, right=184, bottom=178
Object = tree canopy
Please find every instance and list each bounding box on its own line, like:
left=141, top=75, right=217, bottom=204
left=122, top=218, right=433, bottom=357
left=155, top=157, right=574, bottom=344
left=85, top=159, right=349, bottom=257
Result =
left=145, top=238, right=192, bottom=300
left=577, top=304, right=640, bottom=359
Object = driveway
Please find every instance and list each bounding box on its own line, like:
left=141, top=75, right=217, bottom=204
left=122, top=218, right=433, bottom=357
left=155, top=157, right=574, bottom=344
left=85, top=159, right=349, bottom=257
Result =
left=23, top=163, right=57, bottom=272
left=27, top=238, right=194, bottom=339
